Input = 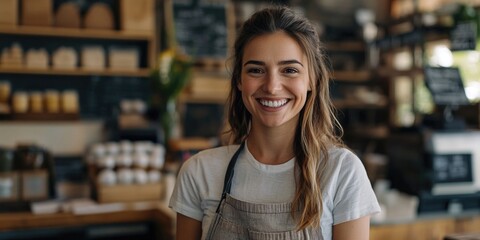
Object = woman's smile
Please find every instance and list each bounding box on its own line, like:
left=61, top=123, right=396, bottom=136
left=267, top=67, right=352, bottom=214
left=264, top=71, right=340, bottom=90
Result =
left=257, top=98, right=290, bottom=109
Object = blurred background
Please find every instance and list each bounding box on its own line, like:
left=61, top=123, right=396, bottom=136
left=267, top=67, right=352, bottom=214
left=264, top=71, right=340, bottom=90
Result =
left=1, top=0, right=480, bottom=239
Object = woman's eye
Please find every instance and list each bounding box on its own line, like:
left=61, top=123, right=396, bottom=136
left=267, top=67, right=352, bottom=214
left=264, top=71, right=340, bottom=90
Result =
left=246, top=68, right=264, bottom=74
left=283, top=67, right=299, bottom=74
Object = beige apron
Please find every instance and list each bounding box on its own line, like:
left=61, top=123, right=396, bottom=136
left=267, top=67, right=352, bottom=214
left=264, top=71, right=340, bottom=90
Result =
left=205, top=143, right=321, bottom=239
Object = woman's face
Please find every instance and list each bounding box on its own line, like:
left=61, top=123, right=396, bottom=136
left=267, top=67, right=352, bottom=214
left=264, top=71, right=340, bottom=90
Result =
left=238, top=31, right=310, bottom=130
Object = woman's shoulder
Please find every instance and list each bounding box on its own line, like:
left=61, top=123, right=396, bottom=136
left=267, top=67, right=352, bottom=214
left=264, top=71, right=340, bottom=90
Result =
left=328, top=146, right=360, bottom=162
left=193, top=144, right=241, bottom=162
left=179, top=144, right=241, bottom=174
left=325, top=146, right=364, bottom=173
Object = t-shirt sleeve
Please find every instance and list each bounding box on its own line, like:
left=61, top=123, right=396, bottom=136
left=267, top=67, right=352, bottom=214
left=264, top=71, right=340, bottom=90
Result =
left=168, top=156, right=204, bottom=221
left=332, top=150, right=381, bottom=225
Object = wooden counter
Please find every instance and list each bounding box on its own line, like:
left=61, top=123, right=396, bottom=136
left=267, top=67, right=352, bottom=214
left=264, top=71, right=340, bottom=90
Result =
left=371, top=213, right=480, bottom=240
left=0, top=205, right=174, bottom=240
left=2, top=204, right=479, bottom=240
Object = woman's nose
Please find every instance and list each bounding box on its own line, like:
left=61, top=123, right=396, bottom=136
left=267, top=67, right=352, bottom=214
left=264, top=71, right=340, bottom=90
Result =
left=263, top=73, right=282, bottom=94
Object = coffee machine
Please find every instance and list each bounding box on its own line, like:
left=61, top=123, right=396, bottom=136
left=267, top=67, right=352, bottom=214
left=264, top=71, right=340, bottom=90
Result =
left=387, top=128, right=480, bottom=214
left=0, top=144, right=56, bottom=212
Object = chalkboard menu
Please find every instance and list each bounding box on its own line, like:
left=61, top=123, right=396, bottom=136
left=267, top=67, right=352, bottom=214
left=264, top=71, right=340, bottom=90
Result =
left=424, top=67, right=469, bottom=106
left=172, top=0, right=229, bottom=59
left=450, top=22, right=477, bottom=51
left=432, top=153, right=473, bottom=184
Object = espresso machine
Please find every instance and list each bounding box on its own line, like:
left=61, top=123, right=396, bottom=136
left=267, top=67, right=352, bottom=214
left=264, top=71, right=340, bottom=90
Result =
left=0, top=144, right=56, bottom=212
left=387, top=127, right=480, bottom=214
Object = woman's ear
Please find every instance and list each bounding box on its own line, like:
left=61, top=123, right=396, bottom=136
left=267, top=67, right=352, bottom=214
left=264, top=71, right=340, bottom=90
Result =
left=237, top=81, right=242, bottom=91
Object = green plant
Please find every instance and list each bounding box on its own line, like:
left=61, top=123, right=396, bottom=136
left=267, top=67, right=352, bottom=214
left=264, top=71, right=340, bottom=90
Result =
left=150, top=49, right=193, bottom=142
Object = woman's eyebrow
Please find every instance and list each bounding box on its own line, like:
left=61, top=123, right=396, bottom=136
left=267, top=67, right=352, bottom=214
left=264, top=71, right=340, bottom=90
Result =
left=243, top=60, right=264, bottom=66
left=243, top=59, right=303, bottom=67
left=278, top=60, right=303, bottom=67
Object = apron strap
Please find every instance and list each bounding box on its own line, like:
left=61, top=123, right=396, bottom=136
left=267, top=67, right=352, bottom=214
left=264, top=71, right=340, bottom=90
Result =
left=216, top=142, right=245, bottom=213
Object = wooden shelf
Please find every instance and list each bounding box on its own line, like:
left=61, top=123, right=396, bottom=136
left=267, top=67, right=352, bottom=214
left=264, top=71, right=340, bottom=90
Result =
left=0, top=25, right=154, bottom=41
left=347, top=125, right=389, bottom=139
left=332, top=70, right=372, bottom=82
left=179, top=92, right=227, bottom=104
left=377, top=67, right=423, bottom=78
left=179, top=73, right=229, bottom=104
left=334, top=99, right=387, bottom=109
left=11, top=112, right=80, bottom=121
left=376, top=27, right=450, bottom=51
left=0, top=67, right=151, bottom=77
left=325, top=41, right=365, bottom=52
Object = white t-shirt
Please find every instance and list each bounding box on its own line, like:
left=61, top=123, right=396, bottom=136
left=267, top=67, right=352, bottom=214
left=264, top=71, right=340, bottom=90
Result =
left=169, top=144, right=381, bottom=240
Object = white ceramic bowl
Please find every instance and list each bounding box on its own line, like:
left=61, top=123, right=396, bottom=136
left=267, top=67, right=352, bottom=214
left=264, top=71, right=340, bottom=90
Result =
left=147, top=170, right=162, bottom=183
left=133, top=168, right=148, bottom=184
left=116, top=153, right=132, bottom=168
left=97, top=169, right=117, bottom=186
left=117, top=168, right=134, bottom=185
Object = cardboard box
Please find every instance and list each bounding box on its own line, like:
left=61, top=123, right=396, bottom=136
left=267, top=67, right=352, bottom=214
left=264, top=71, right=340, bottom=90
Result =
left=21, top=0, right=53, bottom=26
left=81, top=46, right=105, bottom=70
left=52, top=47, right=77, bottom=70
left=0, top=0, right=18, bottom=26
left=109, top=48, right=139, bottom=70
left=83, top=3, right=114, bottom=30
left=54, top=2, right=81, bottom=28
left=25, top=49, right=49, bottom=69
left=120, top=0, right=154, bottom=32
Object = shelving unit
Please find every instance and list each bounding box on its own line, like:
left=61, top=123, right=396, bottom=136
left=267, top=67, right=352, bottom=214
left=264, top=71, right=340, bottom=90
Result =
left=333, top=99, right=387, bottom=109
left=333, top=70, right=372, bottom=82
left=0, top=0, right=157, bottom=121
left=0, top=25, right=156, bottom=68
left=325, top=40, right=366, bottom=52
left=0, top=27, right=155, bottom=68
left=325, top=39, right=390, bottom=153
left=374, top=11, right=454, bottom=127
left=0, top=25, right=156, bottom=66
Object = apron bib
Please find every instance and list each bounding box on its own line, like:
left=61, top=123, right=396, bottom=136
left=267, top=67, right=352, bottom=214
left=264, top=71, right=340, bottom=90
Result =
left=205, top=143, right=321, bottom=239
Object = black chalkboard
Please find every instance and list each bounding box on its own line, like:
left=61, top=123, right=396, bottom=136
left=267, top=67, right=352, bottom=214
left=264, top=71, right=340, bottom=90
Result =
left=450, top=21, right=477, bottom=51
left=182, top=103, right=224, bottom=138
left=171, top=1, right=229, bottom=59
left=424, top=67, right=469, bottom=106
left=432, top=153, right=473, bottom=184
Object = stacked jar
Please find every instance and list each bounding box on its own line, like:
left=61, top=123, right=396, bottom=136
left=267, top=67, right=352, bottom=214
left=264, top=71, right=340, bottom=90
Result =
left=10, top=89, right=79, bottom=114
left=88, top=140, right=165, bottom=186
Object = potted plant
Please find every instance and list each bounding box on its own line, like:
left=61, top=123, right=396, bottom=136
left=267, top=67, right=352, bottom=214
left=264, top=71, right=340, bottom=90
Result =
left=150, top=49, right=193, bottom=144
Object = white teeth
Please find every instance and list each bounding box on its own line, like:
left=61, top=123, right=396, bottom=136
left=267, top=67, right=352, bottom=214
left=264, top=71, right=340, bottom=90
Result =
left=259, top=99, right=288, bottom=108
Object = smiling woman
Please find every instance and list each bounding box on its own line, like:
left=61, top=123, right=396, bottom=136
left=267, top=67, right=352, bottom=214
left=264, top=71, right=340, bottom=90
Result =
left=239, top=31, right=310, bottom=131
left=169, top=6, right=380, bottom=240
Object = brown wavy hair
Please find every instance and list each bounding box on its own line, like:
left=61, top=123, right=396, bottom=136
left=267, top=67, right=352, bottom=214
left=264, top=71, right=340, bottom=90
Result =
left=224, top=6, right=344, bottom=230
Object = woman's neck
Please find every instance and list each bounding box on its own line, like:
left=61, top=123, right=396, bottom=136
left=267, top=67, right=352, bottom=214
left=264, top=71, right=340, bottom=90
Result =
left=246, top=124, right=296, bottom=165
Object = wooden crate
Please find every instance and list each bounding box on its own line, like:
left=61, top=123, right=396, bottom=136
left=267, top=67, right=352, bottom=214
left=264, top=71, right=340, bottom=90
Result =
left=21, top=0, right=53, bottom=26
left=119, top=0, right=154, bottom=32
left=96, top=182, right=163, bottom=203
left=0, top=0, right=18, bottom=26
